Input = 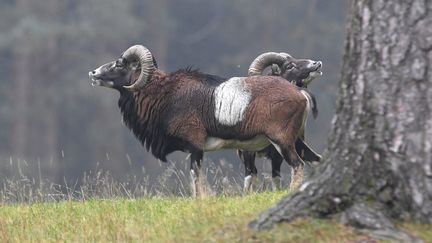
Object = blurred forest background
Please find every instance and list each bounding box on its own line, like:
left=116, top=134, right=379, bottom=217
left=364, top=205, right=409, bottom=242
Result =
left=0, top=0, right=347, bottom=189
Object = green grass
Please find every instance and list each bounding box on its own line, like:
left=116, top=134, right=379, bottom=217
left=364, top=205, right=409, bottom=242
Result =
left=0, top=191, right=430, bottom=242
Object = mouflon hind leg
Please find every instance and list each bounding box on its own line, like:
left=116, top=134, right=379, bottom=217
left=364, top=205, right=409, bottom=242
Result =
left=238, top=150, right=258, bottom=192
left=265, top=146, right=283, bottom=190
left=283, top=144, right=305, bottom=190
left=190, top=150, right=204, bottom=197
left=273, top=139, right=304, bottom=190
left=289, top=164, right=304, bottom=190
left=270, top=139, right=305, bottom=191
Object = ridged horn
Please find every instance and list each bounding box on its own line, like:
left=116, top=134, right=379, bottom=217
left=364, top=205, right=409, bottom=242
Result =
left=248, top=52, right=288, bottom=76
left=122, top=45, right=156, bottom=91
left=278, top=52, right=293, bottom=60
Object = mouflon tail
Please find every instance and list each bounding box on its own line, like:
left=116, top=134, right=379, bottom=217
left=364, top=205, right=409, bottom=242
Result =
left=299, top=88, right=318, bottom=119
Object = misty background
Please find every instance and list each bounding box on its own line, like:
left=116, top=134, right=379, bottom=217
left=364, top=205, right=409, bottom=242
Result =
left=0, top=0, right=347, bottom=190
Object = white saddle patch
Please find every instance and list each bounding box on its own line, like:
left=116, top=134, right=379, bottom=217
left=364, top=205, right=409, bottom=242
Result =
left=214, top=77, right=251, bottom=126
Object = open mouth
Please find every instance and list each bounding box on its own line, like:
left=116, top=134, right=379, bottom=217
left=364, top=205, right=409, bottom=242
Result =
left=89, top=72, right=103, bottom=86
left=89, top=73, right=114, bottom=88
left=311, top=71, right=323, bottom=77
left=90, top=79, right=102, bottom=86
left=315, top=68, right=322, bottom=75
left=313, top=61, right=322, bottom=71
left=312, top=61, right=323, bottom=76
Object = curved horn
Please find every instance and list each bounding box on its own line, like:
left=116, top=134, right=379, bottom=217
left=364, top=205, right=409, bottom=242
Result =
left=122, top=45, right=156, bottom=91
left=248, top=52, right=287, bottom=76
left=278, top=52, right=293, bottom=60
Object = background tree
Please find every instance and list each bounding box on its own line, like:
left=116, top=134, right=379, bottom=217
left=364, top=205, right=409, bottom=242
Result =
left=250, top=0, right=432, bottom=241
left=11, top=0, right=31, bottom=159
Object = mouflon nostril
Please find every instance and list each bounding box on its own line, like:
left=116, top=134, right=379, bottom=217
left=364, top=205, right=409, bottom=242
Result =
left=89, top=70, right=97, bottom=77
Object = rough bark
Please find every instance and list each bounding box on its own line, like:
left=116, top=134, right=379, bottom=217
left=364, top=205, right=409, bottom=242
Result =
left=249, top=0, right=432, bottom=241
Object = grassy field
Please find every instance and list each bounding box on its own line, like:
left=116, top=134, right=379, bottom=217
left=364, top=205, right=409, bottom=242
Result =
left=0, top=191, right=431, bottom=242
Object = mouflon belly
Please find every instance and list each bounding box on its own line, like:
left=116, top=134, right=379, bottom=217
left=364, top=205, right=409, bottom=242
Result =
left=203, top=135, right=270, bottom=151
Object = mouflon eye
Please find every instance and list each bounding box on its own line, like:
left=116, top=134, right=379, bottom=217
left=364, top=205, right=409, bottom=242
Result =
left=115, top=60, right=124, bottom=68
left=284, top=61, right=297, bottom=70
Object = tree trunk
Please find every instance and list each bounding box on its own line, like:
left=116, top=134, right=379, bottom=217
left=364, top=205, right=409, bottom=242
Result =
left=42, top=0, right=60, bottom=178
left=12, top=0, right=31, bottom=159
left=145, top=0, right=169, bottom=68
left=250, top=0, right=432, bottom=241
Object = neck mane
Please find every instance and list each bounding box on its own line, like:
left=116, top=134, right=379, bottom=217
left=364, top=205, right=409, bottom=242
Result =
left=117, top=84, right=180, bottom=162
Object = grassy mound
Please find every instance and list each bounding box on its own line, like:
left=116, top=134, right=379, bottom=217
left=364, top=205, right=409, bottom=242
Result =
left=0, top=191, right=430, bottom=242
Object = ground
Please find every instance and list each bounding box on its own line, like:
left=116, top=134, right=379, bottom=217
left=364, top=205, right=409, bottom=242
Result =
left=0, top=191, right=430, bottom=242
